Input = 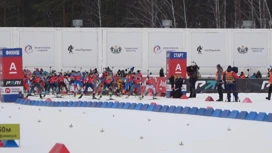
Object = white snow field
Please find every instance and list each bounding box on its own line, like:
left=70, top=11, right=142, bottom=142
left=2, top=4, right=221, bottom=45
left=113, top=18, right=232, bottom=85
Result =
left=1, top=93, right=272, bottom=153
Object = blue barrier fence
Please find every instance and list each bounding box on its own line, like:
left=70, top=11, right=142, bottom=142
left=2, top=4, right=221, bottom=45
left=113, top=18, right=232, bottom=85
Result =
left=14, top=98, right=272, bottom=123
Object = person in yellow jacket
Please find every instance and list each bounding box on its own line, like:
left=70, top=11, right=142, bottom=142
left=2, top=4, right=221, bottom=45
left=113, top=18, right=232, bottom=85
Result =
left=215, top=64, right=224, bottom=101
left=266, top=69, right=272, bottom=100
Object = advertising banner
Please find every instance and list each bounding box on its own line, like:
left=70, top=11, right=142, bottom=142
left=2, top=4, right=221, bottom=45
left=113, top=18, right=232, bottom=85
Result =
left=191, top=78, right=269, bottom=93
left=19, top=31, right=55, bottom=67
left=106, top=32, right=142, bottom=67
left=166, top=52, right=187, bottom=78
left=233, top=32, right=269, bottom=67
left=0, top=31, right=11, bottom=49
left=148, top=32, right=183, bottom=68
left=1, top=48, right=23, bottom=80
left=138, top=77, right=269, bottom=94
left=0, top=48, right=24, bottom=102
left=141, top=77, right=166, bottom=94
left=62, top=31, right=98, bottom=68
left=191, top=32, right=226, bottom=67
left=2, top=79, right=23, bottom=87
left=0, top=86, right=24, bottom=95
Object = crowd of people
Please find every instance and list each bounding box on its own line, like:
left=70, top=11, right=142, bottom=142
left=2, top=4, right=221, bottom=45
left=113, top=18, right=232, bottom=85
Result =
left=22, top=65, right=272, bottom=102
left=23, top=67, right=158, bottom=100
left=239, top=70, right=263, bottom=79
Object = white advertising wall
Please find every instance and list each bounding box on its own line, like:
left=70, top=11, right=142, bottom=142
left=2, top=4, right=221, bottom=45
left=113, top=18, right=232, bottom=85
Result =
left=148, top=32, right=183, bottom=68
left=191, top=32, right=226, bottom=67
left=2, top=28, right=272, bottom=75
left=19, top=31, right=55, bottom=67
left=106, top=32, right=142, bottom=68
left=233, top=32, right=269, bottom=67
left=0, top=31, right=11, bottom=48
left=62, top=31, right=98, bottom=68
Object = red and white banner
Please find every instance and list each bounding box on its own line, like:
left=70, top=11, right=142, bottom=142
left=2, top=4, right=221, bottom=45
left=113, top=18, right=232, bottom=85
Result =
left=141, top=77, right=166, bottom=94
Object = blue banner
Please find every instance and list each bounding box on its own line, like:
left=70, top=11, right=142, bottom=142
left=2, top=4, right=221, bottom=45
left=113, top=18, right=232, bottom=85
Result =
left=1, top=48, right=22, bottom=57
left=166, top=51, right=187, bottom=59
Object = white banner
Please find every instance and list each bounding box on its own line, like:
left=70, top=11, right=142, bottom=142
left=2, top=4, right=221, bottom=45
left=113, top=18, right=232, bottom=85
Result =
left=106, top=32, right=142, bottom=67
left=62, top=31, right=98, bottom=68
left=148, top=32, right=183, bottom=68
left=20, top=31, right=55, bottom=67
left=0, top=31, right=11, bottom=49
left=191, top=32, right=226, bottom=67
left=233, top=32, right=269, bottom=67
left=1, top=86, right=24, bottom=95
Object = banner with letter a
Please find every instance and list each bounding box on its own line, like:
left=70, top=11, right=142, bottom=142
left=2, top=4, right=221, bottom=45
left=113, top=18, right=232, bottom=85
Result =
left=166, top=51, right=187, bottom=79
left=0, top=48, right=24, bottom=102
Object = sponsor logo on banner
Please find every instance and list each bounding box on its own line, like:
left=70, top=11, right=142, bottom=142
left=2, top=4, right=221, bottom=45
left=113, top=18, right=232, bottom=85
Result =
left=237, top=46, right=264, bottom=54
left=163, top=47, right=179, bottom=51
left=25, top=45, right=33, bottom=54
left=110, top=46, right=122, bottom=54
left=68, top=45, right=74, bottom=54
left=67, top=45, right=92, bottom=54
left=175, top=64, right=182, bottom=74
left=3, top=80, right=23, bottom=86
left=153, top=45, right=162, bottom=54
left=1, top=86, right=23, bottom=95
left=261, top=81, right=270, bottom=89
left=251, top=48, right=264, bottom=52
left=197, top=45, right=220, bottom=54
left=197, top=46, right=203, bottom=54
left=154, top=46, right=179, bottom=54
left=195, top=80, right=223, bottom=90
left=24, top=45, right=50, bottom=53
left=5, top=50, right=21, bottom=56
left=237, top=46, right=248, bottom=54
left=5, top=88, right=11, bottom=93
left=9, top=62, right=17, bottom=75
left=125, top=47, right=137, bottom=52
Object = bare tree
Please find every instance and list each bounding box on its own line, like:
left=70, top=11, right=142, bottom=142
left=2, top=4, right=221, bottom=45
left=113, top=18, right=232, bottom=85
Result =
left=161, top=0, right=177, bottom=28
left=223, top=0, right=226, bottom=28
left=183, top=0, right=187, bottom=28
left=81, top=0, right=102, bottom=27
left=264, top=0, right=272, bottom=28
left=127, top=0, right=161, bottom=27
left=215, top=0, right=220, bottom=28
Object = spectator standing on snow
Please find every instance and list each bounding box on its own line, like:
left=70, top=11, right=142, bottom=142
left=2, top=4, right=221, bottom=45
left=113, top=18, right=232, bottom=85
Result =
left=215, top=64, right=224, bottom=101
left=266, top=69, right=272, bottom=100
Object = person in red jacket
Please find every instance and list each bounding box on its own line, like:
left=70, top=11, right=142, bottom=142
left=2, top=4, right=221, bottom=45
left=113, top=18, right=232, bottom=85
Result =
left=26, top=73, right=43, bottom=99
left=224, top=66, right=239, bottom=102
left=141, top=72, right=156, bottom=99
left=128, top=70, right=142, bottom=97
left=58, top=73, right=68, bottom=94
left=44, top=73, right=58, bottom=97
left=98, top=70, right=114, bottom=100
left=266, top=69, right=272, bottom=100
left=23, top=74, right=30, bottom=93
left=79, top=72, right=97, bottom=99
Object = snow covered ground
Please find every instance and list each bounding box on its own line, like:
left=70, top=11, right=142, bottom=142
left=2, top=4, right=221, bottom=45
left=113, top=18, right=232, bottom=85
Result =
left=0, top=93, right=272, bottom=153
